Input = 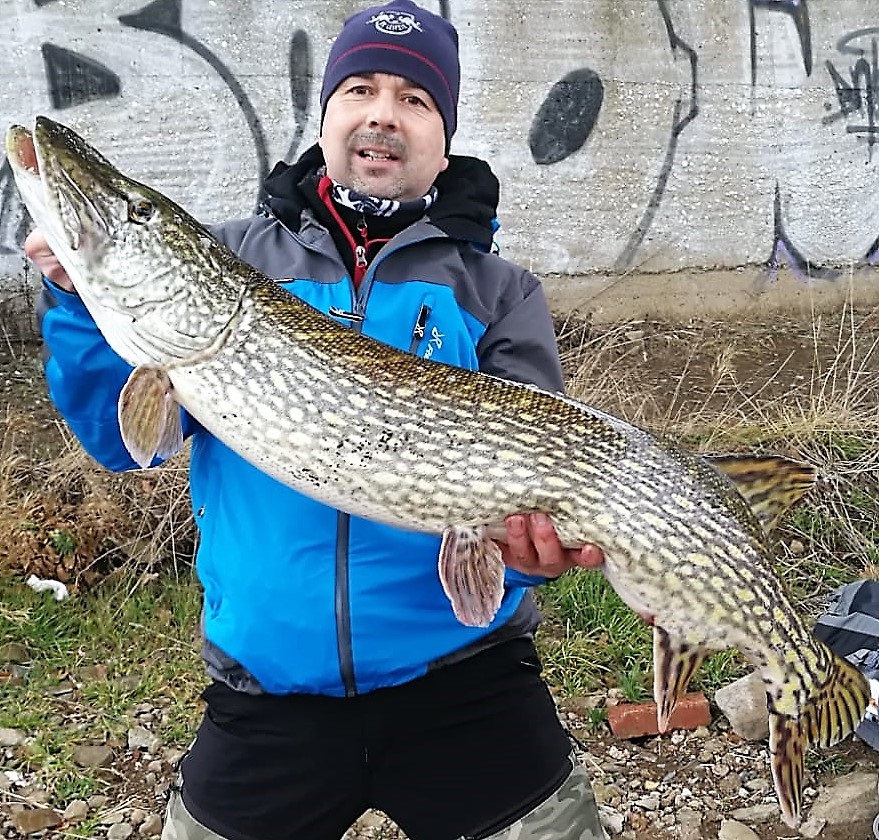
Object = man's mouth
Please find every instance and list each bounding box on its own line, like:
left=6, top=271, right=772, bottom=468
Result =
left=357, top=149, right=399, bottom=162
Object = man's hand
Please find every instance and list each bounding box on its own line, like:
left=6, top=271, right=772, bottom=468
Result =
left=501, top=513, right=604, bottom=578
left=25, top=230, right=74, bottom=292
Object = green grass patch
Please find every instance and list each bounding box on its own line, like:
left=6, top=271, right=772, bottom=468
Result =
left=0, top=572, right=204, bottom=801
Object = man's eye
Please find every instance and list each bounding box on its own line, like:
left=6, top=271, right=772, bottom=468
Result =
left=405, top=96, right=426, bottom=107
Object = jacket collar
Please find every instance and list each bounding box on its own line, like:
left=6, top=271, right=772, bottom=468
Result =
left=259, top=144, right=500, bottom=252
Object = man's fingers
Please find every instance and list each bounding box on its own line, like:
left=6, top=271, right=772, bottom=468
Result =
left=24, top=230, right=74, bottom=291
left=527, top=513, right=566, bottom=567
left=576, top=543, right=605, bottom=569
left=503, top=514, right=537, bottom=568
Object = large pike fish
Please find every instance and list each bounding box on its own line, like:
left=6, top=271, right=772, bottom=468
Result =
left=6, top=116, right=869, bottom=827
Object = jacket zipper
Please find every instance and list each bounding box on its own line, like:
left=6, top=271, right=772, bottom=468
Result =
left=262, top=204, right=445, bottom=696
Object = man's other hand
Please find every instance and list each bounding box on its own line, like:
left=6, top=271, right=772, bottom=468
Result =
left=501, top=513, right=604, bottom=578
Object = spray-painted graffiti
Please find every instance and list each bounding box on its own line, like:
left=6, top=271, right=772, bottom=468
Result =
left=41, top=44, right=121, bottom=109
left=749, top=0, right=812, bottom=85
left=2, top=0, right=879, bottom=308
left=825, top=28, right=879, bottom=161
left=0, top=0, right=313, bottom=261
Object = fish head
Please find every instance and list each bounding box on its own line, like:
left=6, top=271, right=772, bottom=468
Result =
left=6, top=117, right=242, bottom=366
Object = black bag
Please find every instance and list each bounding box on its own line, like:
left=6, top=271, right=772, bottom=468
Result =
left=813, top=580, right=879, bottom=749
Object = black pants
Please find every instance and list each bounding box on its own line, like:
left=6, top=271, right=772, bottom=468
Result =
left=180, top=638, right=574, bottom=840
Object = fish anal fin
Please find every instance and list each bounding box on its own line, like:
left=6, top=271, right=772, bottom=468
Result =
left=767, top=643, right=869, bottom=828
left=653, top=626, right=708, bottom=733
left=438, top=526, right=505, bottom=628
left=118, top=365, right=182, bottom=468
left=704, top=454, right=817, bottom=533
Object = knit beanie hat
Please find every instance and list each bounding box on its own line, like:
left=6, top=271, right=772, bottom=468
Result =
left=320, top=0, right=460, bottom=149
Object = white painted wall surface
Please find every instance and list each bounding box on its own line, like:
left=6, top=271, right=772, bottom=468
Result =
left=1, top=0, right=877, bottom=320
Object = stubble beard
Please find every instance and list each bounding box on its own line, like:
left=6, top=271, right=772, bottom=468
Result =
left=347, top=131, right=407, bottom=199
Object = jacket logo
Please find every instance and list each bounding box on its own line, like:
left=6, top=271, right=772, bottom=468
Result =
left=367, top=11, right=423, bottom=35
left=423, top=326, right=444, bottom=359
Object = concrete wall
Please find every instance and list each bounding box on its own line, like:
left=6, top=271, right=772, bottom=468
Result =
left=2, top=0, right=878, bottom=326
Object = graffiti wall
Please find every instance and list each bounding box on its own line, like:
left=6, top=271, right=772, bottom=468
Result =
left=1, top=0, right=878, bottom=322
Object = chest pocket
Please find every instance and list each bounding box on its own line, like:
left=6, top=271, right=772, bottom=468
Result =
left=362, top=282, right=481, bottom=372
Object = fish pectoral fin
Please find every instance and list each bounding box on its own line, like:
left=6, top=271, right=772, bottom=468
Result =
left=117, top=365, right=183, bottom=468
left=767, top=644, right=870, bottom=828
left=703, top=454, right=817, bottom=533
left=653, top=626, right=709, bottom=733
left=438, top=526, right=505, bottom=629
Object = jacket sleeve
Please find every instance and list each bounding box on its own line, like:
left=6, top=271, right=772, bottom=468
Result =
left=476, top=269, right=565, bottom=393
left=38, top=280, right=196, bottom=472
left=475, top=267, right=567, bottom=589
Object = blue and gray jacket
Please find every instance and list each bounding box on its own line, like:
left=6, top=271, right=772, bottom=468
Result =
left=38, top=146, right=566, bottom=697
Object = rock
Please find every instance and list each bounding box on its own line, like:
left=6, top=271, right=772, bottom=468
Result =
left=62, top=799, right=89, bottom=822
left=107, top=823, right=135, bottom=840
left=10, top=808, right=63, bottom=834
left=87, top=794, right=110, bottom=810
left=139, top=814, right=163, bottom=836
left=714, top=672, right=769, bottom=741
left=129, top=808, right=146, bottom=825
left=728, top=804, right=779, bottom=823
left=0, top=642, right=30, bottom=662
left=128, top=726, right=157, bottom=751
left=73, top=744, right=113, bottom=767
left=798, top=816, right=827, bottom=838
left=76, top=663, right=109, bottom=682
left=808, top=771, right=879, bottom=825
left=718, top=819, right=760, bottom=840
left=633, top=794, right=660, bottom=810
left=0, top=727, right=26, bottom=747
left=598, top=804, right=624, bottom=835
left=676, top=808, right=702, bottom=840
left=101, top=809, right=126, bottom=825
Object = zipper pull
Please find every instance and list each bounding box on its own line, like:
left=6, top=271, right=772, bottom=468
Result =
left=408, top=304, right=431, bottom=354
left=355, top=216, right=369, bottom=268
left=412, top=304, right=430, bottom=340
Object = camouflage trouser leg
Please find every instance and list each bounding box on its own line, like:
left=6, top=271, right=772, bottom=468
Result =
left=160, top=762, right=607, bottom=840
left=472, top=760, right=608, bottom=840
left=161, top=792, right=228, bottom=840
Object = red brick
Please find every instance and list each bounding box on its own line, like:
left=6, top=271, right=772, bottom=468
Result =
left=607, top=692, right=710, bottom=739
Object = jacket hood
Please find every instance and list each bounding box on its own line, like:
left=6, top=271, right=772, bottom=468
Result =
left=260, top=144, right=500, bottom=251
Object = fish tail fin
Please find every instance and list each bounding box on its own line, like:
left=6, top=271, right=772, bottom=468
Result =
left=769, top=646, right=869, bottom=827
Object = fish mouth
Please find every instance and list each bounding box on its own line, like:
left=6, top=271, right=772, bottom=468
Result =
left=6, top=117, right=116, bottom=254
left=5, top=125, right=46, bottom=223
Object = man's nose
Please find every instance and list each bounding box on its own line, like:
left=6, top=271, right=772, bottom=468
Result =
left=366, top=90, right=398, bottom=129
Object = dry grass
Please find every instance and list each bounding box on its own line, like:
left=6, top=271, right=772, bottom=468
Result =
left=0, top=406, right=195, bottom=589
left=555, top=299, right=879, bottom=609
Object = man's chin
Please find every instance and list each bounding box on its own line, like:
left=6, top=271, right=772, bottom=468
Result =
left=350, top=174, right=405, bottom=200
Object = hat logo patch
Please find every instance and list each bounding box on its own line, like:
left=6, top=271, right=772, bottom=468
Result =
left=367, top=11, right=423, bottom=35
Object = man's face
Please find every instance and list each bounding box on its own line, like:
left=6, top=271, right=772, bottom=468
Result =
left=320, top=73, right=449, bottom=200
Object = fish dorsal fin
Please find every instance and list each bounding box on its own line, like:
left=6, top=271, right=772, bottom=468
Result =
left=703, top=454, right=817, bottom=534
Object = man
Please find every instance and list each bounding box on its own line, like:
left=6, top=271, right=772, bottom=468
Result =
left=27, top=2, right=609, bottom=838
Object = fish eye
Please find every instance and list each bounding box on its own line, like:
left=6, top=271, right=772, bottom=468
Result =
left=128, top=198, right=155, bottom=224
